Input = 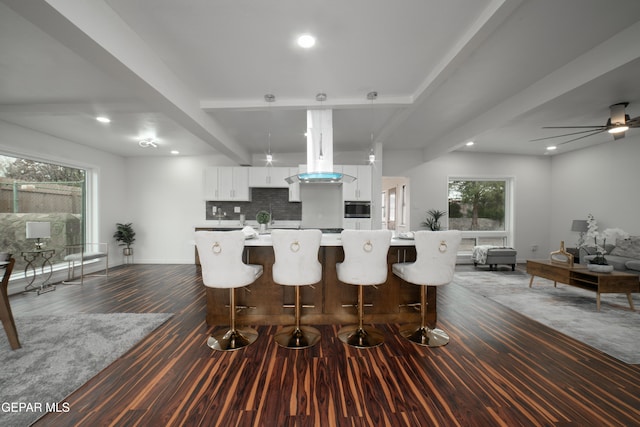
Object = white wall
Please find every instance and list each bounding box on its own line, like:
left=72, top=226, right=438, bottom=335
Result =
left=124, top=154, right=236, bottom=263
left=550, top=133, right=640, bottom=247
left=383, top=150, right=553, bottom=261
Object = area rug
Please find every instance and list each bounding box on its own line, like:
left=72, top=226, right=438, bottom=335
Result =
left=0, top=312, right=172, bottom=427
left=452, top=271, right=640, bottom=364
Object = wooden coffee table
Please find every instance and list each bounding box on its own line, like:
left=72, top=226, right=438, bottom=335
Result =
left=526, top=259, right=639, bottom=311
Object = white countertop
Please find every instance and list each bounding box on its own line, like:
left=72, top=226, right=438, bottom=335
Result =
left=243, top=233, right=415, bottom=247
left=197, top=220, right=301, bottom=229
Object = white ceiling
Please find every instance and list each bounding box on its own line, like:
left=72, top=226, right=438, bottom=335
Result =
left=1, top=0, right=640, bottom=164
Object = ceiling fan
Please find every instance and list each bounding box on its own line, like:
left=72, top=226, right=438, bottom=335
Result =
left=531, top=102, right=640, bottom=146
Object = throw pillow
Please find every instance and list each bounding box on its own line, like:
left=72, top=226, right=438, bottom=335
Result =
left=610, top=236, right=640, bottom=259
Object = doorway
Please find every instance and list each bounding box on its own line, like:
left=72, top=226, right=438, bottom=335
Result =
left=381, top=177, right=409, bottom=233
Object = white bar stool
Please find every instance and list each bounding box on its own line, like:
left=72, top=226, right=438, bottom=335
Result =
left=337, top=229, right=392, bottom=348
left=195, top=230, right=263, bottom=351
left=392, top=230, right=461, bottom=347
left=271, top=229, right=322, bottom=349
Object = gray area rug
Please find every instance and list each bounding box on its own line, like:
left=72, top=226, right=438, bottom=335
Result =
left=453, top=270, right=640, bottom=364
left=0, top=312, right=172, bottom=427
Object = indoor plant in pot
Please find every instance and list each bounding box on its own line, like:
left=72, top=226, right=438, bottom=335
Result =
left=421, top=209, right=447, bottom=231
left=114, top=222, right=136, bottom=256
left=256, top=211, right=270, bottom=233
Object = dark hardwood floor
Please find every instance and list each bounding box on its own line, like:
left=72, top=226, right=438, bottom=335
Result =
left=8, top=264, right=640, bottom=426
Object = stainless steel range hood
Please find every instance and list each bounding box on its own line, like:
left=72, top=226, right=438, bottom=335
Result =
left=285, top=109, right=356, bottom=184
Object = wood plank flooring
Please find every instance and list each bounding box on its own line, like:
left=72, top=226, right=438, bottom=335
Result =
left=7, top=264, right=640, bottom=426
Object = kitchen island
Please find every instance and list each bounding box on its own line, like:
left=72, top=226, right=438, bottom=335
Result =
left=195, top=229, right=435, bottom=328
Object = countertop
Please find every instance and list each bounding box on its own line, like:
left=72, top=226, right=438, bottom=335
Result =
left=243, top=233, right=415, bottom=247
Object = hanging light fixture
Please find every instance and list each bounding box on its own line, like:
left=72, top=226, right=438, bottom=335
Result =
left=264, top=93, right=275, bottom=164
left=367, top=91, right=377, bottom=163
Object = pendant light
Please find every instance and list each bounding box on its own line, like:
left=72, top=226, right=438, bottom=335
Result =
left=367, top=91, right=377, bottom=163
left=264, top=93, right=275, bottom=164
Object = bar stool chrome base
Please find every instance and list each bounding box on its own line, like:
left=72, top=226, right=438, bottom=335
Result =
left=338, top=325, right=384, bottom=348
left=400, top=325, right=449, bottom=347
left=274, top=325, right=321, bottom=349
left=207, top=327, right=259, bottom=351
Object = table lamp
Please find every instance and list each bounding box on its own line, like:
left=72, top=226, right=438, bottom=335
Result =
left=571, top=219, right=588, bottom=247
left=26, top=221, right=51, bottom=250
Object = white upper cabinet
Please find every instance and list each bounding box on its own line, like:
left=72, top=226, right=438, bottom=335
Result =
left=248, top=167, right=289, bottom=188
left=205, top=167, right=250, bottom=201
left=340, top=165, right=372, bottom=201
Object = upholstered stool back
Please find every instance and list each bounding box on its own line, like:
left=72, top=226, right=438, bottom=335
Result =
left=392, top=230, right=461, bottom=286
left=337, top=229, right=392, bottom=285
left=272, top=229, right=322, bottom=286
left=195, top=230, right=263, bottom=289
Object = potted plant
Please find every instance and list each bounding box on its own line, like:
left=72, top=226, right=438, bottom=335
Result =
left=421, top=209, right=447, bottom=231
left=113, top=223, right=136, bottom=256
left=256, top=211, right=270, bottom=233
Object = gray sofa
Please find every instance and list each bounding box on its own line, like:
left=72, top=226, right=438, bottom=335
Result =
left=580, top=236, right=640, bottom=274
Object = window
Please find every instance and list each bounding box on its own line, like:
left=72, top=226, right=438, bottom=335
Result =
left=448, top=178, right=512, bottom=252
left=0, top=155, right=87, bottom=272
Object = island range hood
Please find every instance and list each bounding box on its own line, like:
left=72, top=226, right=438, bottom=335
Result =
left=285, top=108, right=355, bottom=184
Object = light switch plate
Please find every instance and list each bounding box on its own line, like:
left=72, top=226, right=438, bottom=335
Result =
left=234, top=206, right=241, bottom=213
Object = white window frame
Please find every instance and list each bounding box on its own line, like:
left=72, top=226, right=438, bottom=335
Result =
left=448, top=176, right=515, bottom=253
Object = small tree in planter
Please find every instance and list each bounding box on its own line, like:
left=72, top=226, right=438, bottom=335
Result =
left=421, top=209, right=447, bottom=231
left=113, top=223, right=136, bottom=256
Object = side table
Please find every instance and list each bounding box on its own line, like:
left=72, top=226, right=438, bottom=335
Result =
left=22, top=249, right=56, bottom=295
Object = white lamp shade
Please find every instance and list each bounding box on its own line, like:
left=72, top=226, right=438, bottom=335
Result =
left=26, top=221, right=51, bottom=239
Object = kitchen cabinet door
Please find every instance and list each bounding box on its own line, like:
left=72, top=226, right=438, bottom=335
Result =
left=340, top=165, right=372, bottom=201
left=216, top=167, right=250, bottom=201
left=249, top=167, right=289, bottom=188
left=204, top=167, right=220, bottom=200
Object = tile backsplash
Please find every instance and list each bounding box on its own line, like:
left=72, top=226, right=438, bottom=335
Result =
left=205, top=188, right=301, bottom=221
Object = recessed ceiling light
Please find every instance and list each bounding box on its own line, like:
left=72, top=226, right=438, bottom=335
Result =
left=96, top=116, right=111, bottom=123
left=171, top=150, right=180, bottom=155
left=546, top=145, right=557, bottom=151
left=465, top=141, right=474, bottom=146
left=297, top=34, right=316, bottom=48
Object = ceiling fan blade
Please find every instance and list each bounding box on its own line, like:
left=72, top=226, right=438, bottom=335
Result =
left=542, top=125, right=606, bottom=129
left=556, top=129, right=607, bottom=146
left=626, top=115, right=640, bottom=127
left=530, top=128, right=607, bottom=142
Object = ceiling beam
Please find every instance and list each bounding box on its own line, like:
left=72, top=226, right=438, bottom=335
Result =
left=420, top=18, right=640, bottom=162
left=2, top=0, right=251, bottom=164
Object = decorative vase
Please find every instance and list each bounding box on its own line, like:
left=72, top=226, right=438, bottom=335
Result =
left=259, top=223, right=267, bottom=233
left=587, top=264, right=613, bottom=273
